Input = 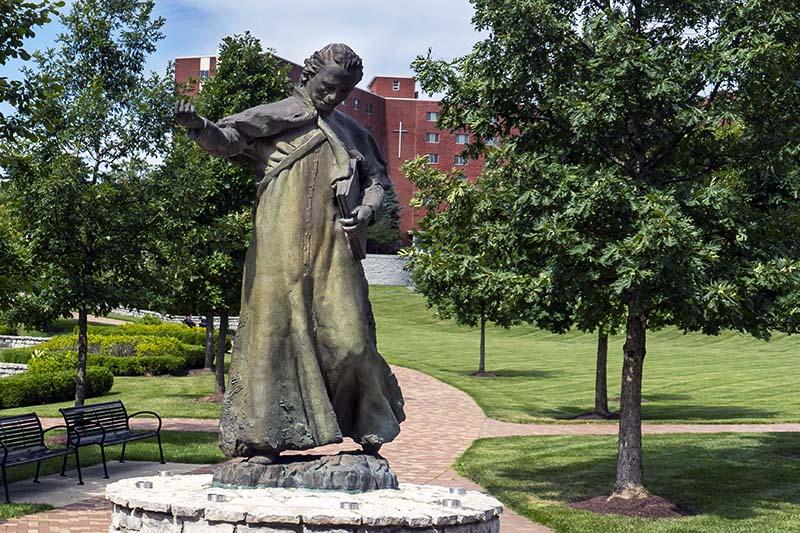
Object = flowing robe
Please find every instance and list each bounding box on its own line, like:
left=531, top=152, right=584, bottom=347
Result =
left=190, top=91, right=406, bottom=457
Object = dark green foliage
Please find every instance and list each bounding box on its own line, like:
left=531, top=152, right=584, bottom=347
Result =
left=27, top=350, right=188, bottom=376
left=367, top=181, right=403, bottom=254
left=411, top=0, right=800, bottom=491
left=0, top=366, right=113, bottom=408
left=0, top=348, right=34, bottom=363
left=154, top=32, right=292, bottom=317
left=0, top=0, right=62, bottom=139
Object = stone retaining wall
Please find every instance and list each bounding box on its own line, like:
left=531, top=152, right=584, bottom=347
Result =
left=363, top=254, right=412, bottom=287
left=0, top=362, right=28, bottom=378
left=0, top=335, right=49, bottom=349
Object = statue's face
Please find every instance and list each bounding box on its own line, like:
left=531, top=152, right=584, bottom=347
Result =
left=306, top=62, right=359, bottom=115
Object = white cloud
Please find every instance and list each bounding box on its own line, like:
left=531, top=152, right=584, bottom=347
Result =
left=167, top=0, right=484, bottom=92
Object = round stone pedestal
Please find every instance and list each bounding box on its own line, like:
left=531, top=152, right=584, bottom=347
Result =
left=106, top=474, right=502, bottom=533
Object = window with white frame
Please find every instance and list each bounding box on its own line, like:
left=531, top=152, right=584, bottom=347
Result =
left=425, top=132, right=440, bottom=143
left=455, top=133, right=469, bottom=145
left=353, top=98, right=360, bottom=110
left=454, top=155, right=467, bottom=166
left=426, top=111, right=439, bottom=122
left=485, top=136, right=498, bottom=146
left=427, top=154, right=439, bottom=164
left=392, top=80, right=400, bottom=91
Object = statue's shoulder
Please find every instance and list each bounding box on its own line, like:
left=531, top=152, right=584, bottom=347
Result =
left=218, top=94, right=317, bottom=137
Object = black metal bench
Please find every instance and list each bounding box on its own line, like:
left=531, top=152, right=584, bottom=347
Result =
left=0, top=413, right=81, bottom=503
left=59, top=400, right=164, bottom=479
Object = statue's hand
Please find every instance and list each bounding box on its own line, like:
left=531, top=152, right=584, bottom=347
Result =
left=174, top=100, right=205, bottom=130
left=340, top=205, right=373, bottom=233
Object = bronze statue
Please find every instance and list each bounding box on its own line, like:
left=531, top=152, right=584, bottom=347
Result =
left=174, top=44, right=405, bottom=464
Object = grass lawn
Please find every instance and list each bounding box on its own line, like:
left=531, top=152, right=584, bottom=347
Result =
left=0, top=431, right=222, bottom=520
left=371, top=286, right=800, bottom=424
left=4, top=286, right=800, bottom=423
left=456, top=433, right=800, bottom=533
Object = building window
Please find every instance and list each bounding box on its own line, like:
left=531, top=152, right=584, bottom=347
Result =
left=366, top=103, right=373, bottom=115
left=340, top=99, right=347, bottom=107
left=199, top=70, right=210, bottom=79
left=454, top=155, right=467, bottom=166
left=425, top=132, right=440, bottom=143
left=485, top=136, right=498, bottom=146
left=427, top=154, right=439, bottom=164
left=455, top=133, right=469, bottom=145
left=426, top=111, right=439, bottom=122
left=392, top=80, right=400, bottom=91
left=353, top=98, right=360, bottom=111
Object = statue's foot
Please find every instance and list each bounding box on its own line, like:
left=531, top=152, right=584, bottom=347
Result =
left=246, top=453, right=279, bottom=465
left=361, top=437, right=382, bottom=456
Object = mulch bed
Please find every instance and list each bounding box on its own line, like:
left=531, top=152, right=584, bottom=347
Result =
left=569, top=494, right=695, bottom=518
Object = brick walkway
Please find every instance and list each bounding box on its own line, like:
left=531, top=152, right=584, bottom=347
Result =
left=12, top=365, right=800, bottom=532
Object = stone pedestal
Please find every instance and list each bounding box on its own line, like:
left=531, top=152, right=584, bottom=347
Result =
left=106, top=474, right=502, bottom=533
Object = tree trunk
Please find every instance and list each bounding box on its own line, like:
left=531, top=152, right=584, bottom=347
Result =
left=204, top=311, right=214, bottom=370
left=614, top=295, right=648, bottom=498
left=595, top=329, right=610, bottom=417
left=215, top=311, right=228, bottom=398
left=478, top=314, right=486, bottom=374
left=75, top=307, right=88, bottom=406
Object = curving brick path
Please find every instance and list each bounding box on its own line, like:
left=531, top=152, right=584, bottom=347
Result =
left=9, top=364, right=800, bottom=532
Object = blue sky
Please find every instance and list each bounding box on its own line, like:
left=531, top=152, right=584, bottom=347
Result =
left=7, top=0, right=485, bottom=93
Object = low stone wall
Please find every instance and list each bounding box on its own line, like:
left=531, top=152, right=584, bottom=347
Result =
left=0, top=362, right=27, bottom=378
left=0, top=335, right=49, bottom=349
left=363, top=254, right=412, bottom=287
left=107, top=475, right=502, bottom=533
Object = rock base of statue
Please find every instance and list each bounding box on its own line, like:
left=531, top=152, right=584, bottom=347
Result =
left=106, top=473, right=503, bottom=532
left=212, top=452, right=399, bottom=491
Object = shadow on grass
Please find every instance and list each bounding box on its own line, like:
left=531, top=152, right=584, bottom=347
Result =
left=460, top=432, right=800, bottom=524
left=544, top=404, right=778, bottom=421
left=488, top=369, right=564, bottom=379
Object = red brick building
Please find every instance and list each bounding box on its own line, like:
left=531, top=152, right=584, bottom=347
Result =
left=175, top=55, right=483, bottom=244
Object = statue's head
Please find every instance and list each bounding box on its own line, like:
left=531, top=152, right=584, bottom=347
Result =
left=301, top=43, right=364, bottom=115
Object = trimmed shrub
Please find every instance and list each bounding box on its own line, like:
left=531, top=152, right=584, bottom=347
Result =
left=39, top=334, right=190, bottom=359
left=141, top=314, right=162, bottom=325
left=0, top=367, right=114, bottom=408
left=0, top=348, right=34, bottom=364
left=28, top=350, right=190, bottom=376
left=90, top=323, right=209, bottom=346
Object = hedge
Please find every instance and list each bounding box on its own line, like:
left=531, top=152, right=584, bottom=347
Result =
left=0, top=348, right=34, bottom=364
left=41, top=334, right=189, bottom=358
left=89, top=323, right=211, bottom=346
left=0, top=367, right=114, bottom=409
left=28, top=350, right=199, bottom=377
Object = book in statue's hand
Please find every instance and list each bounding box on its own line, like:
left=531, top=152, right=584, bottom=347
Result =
left=335, top=162, right=367, bottom=261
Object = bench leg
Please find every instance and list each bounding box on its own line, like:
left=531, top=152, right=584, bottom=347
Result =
left=33, top=461, right=41, bottom=483
left=74, top=448, right=84, bottom=485
left=120, top=442, right=126, bottom=463
left=2, top=465, right=9, bottom=503
left=60, top=454, right=68, bottom=477
left=157, top=433, right=165, bottom=464
left=99, top=446, right=109, bottom=479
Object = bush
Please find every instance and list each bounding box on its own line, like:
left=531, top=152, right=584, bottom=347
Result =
left=39, top=334, right=191, bottom=359
left=28, top=350, right=191, bottom=376
left=0, top=348, right=34, bottom=363
left=90, top=323, right=209, bottom=346
left=141, top=314, right=162, bottom=325
left=0, top=367, right=114, bottom=408
left=0, top=323, right=16, bottom=335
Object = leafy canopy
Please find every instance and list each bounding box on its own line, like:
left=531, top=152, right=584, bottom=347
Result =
left=411, top=0, right=800, bottom=337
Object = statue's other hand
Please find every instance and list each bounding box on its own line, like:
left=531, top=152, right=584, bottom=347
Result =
left=340, top=205, right=373, bottom=233
left=173, top=100, right=206, bottom=130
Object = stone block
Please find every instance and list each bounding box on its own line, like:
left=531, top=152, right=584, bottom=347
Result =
left=140, top=511, right=182, bottom=533
left=183, top=519, right=237, bottom=533
left=112, top=508, right=142, bottom=531
left=235, top=525, right=301, bottom=533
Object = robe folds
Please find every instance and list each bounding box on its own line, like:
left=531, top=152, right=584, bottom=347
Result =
left=190, top=90, right=406, bottom=457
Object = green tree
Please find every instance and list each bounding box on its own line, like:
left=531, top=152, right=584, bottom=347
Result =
left=402, top=157, right=569, bottom=375
left=0, top=0, right=62, bottom=139
left=411, top=0, right=800, bottom=500
left=156, top=32, right=292, bottom=394
left=2, top=0, right=173, bottom=405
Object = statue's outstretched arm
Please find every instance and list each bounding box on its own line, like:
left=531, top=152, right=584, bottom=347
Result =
left=174, top=100, right=249, bottom=158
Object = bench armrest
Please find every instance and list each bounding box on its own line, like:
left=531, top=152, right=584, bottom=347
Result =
left=0, top=440, right=7, bottom=465
left=42, top=424, right=70, bottom=450
left=128, top=411, right=163, bottom=432
left=67, top=419, right=106, bottom=445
